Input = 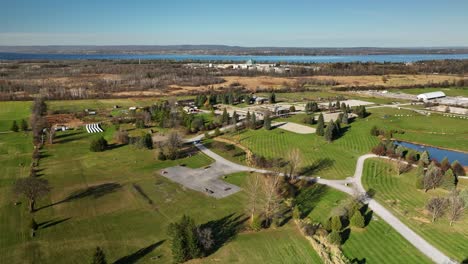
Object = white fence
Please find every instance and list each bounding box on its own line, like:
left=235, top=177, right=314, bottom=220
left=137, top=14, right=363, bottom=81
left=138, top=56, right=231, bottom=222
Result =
left=85, top=123, right=104, bottom=133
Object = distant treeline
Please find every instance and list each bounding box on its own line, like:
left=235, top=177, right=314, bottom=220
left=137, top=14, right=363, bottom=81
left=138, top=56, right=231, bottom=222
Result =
left=1, top=59, right=467, bottom=100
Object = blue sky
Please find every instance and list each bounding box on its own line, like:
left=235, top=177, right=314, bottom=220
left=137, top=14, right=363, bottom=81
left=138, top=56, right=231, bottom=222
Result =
left=1, top=0, right=467, bottom=46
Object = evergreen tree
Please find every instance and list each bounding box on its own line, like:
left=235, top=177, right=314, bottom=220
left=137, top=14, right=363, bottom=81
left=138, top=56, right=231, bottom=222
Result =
left=316, top=113, right=325, bottom=136
left=325, top=120, right=335, bottom=142
left=340, top=102, right=347, bottom=113
left=10, top=120, right=19, bottom=132
left=182, top=215, right=201, bottom=259
left=20, top=119, right=28, bottom=131
left=231, top=111, right=239, bottom=124
left=90, top=137, right=108, bottom=152
left=350, top=211, right=365, bottom=228
left=263, top=115, right=271, bottom=130
left=420, top=151, right=430, bottom=165
left=341, top=112, right=349, bottom=125
left=251, top=112, right=257, bottom=128
left=331, top=215, right=342, bottom=231
left=221, top=108, right=229, bottom=124
left=451, top=160, right=465, bottom=176
left=214, top=127, right=221, bottom=137
left=269, top=92, right=276, bottom=104
left=441, top=169, right=456, bottom=190
left=334, top=119, right=341, bottom=136
left=92, top=247, right=107, bottom=264
left=327, top=231, right=341, bottom=245
left=440, top=157, right=451, bottom=173
left=246, top=111, right=251, bottom=128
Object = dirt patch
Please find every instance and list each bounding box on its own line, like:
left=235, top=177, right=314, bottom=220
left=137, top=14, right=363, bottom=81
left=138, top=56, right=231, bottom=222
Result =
left=412, top=216, right=431, bottom=224
left=46, top=114, right=84, bottom=128
left=272, top=122, right=316, bottom=134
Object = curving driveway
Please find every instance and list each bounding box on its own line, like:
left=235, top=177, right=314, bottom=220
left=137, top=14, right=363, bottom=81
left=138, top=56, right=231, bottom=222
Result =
left=190, top=140, right=456, bottom=264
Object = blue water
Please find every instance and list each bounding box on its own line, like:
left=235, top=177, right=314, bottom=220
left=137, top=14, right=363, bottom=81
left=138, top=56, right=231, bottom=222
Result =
left=2, top=52, right=468, bottom=63
left=394, top=141, right=468, bottom=166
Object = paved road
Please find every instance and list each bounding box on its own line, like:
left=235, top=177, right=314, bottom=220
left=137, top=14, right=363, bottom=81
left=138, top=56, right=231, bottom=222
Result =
left=191, top=139, right=456, bottom=264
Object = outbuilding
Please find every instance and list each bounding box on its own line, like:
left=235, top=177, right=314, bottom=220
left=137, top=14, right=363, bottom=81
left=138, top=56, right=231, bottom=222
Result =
left=416, top=91, right=446, bottom=101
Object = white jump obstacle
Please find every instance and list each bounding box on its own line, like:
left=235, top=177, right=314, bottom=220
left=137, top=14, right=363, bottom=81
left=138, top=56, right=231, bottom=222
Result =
left=85, top=123, right=103, bottom=133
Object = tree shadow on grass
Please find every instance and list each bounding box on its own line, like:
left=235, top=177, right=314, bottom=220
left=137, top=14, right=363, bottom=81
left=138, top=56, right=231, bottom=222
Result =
left=364, top=210, right=374, bottom=226
left=199, top=213, right=248, bottom=256
left=107, top=143, right=126, bottom=151
left=36, top=183, right=122, bottom=211
left=294, top=184, right=329, bottom=217
left=341, top=227, right=351, bottom=244
left=39, top=217, right=71, bottom=230
left=54, top=131, right=82, bottom=140
left=113, top=240, right=165, bottom=264
left=350, top=257, right=367, bottom=264
left=299, top=158, right=335, bottom=176
left=55, top=134, right=89, bottom=144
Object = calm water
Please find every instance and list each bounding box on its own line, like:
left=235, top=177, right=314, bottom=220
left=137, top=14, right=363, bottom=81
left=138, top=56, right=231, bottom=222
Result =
left=2, top=52, right=468, bottom=63
left=394, top=141, right=468, bottom=166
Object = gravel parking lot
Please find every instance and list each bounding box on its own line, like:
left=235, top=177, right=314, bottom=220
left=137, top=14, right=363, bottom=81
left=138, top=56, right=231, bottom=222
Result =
left=272, top=122, right=316, bottom=134
left=160, top=162, right=242, bottom=199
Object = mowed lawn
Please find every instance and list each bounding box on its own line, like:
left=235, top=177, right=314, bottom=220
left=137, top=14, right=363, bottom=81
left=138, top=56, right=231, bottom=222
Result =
left=232, top=107, right=467, bottom=180
left=302, top=185, right=432, bottom=264
left=0, top=101, right=321, bottom=264
left=232, top=116, right=380, bottom=179
left=362, top=158, right=468, bottom=261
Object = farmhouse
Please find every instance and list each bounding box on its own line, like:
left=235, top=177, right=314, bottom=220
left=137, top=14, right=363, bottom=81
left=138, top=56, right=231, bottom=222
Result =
left=416, top=91, right=446, bottom=101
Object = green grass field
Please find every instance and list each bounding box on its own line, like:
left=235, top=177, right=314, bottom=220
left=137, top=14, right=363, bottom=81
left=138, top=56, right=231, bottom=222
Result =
left=362, top=158, right=468, bottom=261
left=301, top=185, right=432, bottom=264
left=0, top=101, right=324, bottom=264
left=231, top=107, right=467, bottom=180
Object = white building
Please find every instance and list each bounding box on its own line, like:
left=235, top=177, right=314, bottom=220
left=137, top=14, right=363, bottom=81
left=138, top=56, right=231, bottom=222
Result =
left=416, top=91, right=446, bottom=101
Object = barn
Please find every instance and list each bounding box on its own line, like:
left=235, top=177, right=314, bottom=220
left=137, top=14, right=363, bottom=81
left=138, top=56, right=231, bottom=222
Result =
left=416, top=91, right=446, bottom=101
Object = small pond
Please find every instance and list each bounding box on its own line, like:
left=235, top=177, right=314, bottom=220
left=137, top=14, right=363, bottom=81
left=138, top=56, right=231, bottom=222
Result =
left=394, top=141, right=468, bottom=166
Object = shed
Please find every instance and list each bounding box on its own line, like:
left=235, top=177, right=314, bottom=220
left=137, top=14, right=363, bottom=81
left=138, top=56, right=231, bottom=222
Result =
left=416, top=91, right=446, bottom=101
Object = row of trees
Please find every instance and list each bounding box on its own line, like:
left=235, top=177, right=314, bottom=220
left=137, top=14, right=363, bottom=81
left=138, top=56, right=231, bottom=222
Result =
left=426, top=190, right=467, bottom=225
left=10, top=119, right=28, bottom=132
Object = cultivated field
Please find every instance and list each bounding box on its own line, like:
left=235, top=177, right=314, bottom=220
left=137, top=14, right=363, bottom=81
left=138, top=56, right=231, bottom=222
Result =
left=362, top=159, right=468, bottom=261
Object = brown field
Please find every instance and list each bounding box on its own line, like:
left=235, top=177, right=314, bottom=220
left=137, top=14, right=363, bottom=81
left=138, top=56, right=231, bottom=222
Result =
left=170, top=74, right=465, bottom=93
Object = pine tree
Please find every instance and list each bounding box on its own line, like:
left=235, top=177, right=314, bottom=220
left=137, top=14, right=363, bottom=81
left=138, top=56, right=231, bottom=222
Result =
left=20, top=119, right=28, bottom=131
left=269, top=92, right=276, bottom=104
left=263, top=115, right=271, bottom=130
left=331, top=215, right=342, bottom=231
left=340, top=102, right=347, bottom=113
left=10, top=120, right=19, bottom=132
left=325, top=120, right=335, bottom=142
left=246, top=111, right=251, bottom=128
left=350, top=211, right=365, bottom=228
left=440, top=157, right=451, bottom=173
left=221, top=108, right=229, bottom=124
left=251, top=113, right=257, bottom=128
left=451, top=160, right=465, bottom=176
left=420, top=151, right=430, bottom=165
left=92, top=247, right=107, bottom=264
left=316, top=113, right=324, bottom=136
left=441, top=169, right=456, bottom=190
left=341, top=112, right=349, bottom=125
left=232, top=111, right=239, bottom=124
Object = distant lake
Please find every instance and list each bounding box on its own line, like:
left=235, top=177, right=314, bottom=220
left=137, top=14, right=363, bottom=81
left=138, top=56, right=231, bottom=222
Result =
left=394, top=141, right=468, bottom=166
left=2, top=52, right=468, bottom=63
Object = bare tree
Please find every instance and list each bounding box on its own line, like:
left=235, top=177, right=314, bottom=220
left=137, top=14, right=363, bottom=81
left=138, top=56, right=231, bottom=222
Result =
left=261, top=174, right=282, bottom=226
left=396, top=160, right=410, bottom=176
left=197, top=227, right=214, bottom=251
left=14, top=177, right=51, bottom=212
left=287, top=148, right=302, bottom=178
left=245, top=173, right=262, bottom=222
left=163, top=132, right=183, bottom=159
left=426, top=197, right=447, bottom=222
left=447, top=190, right=465, bottom=226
